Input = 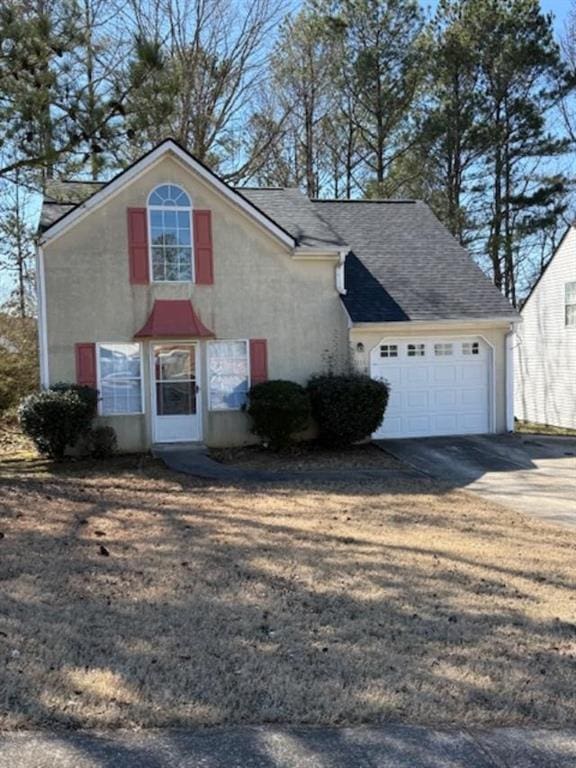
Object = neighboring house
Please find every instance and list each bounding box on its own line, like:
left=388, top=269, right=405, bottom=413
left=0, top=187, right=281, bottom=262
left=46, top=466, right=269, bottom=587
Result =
left=515, top=226, right=576, bottom=429
left=37, top=139, right=518, bottom=451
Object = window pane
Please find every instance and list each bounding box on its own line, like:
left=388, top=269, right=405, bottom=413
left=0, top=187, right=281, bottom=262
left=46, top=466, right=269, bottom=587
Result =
left=208, top=341, right=249, bottom=410
left=163, top=210, right=177, bottom=228
left=566, top=282, right=576, bottom=304
left=177, top=228, right=191, bottom=245
left=148, top=197, right=193, bottom=283
left=152, top=248, right=165, bottom=281
left=156, top=381, right=196, bottom=415
left=99, top=343, right=142, bottom=414
left=149, top=184, right=190, bottom=207
left=177, top=211, right=190, bottom=228
left=156, top=347, right=194, bottom=381
left=463, top=342, right=480, bottom=355
left=434, top=343, right=453, bottom=356
left=566, top=304, right=576, bottom=328
left=150, top=210, right=163, bottom=228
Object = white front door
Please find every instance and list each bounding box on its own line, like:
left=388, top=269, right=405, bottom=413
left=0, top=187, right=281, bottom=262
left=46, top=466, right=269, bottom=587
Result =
left=371, top=337, right=492, bottom=439
left=152, top=343, right=202, bottom=443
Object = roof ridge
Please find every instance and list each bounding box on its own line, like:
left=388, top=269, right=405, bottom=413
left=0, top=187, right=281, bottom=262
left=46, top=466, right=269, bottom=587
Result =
left=313, top=198, right=418, bottom=204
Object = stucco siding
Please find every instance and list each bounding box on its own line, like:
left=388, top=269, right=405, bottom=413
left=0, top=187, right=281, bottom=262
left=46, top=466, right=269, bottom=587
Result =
left=42, top=155, right=348, bottom=449
left=350, top=324, right=510, bottom=434
left=515, top=228, right=576, bottom=429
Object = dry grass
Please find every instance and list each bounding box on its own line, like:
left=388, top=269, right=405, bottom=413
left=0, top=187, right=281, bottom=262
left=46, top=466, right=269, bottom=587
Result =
left=0, top=413, right=36, bottom=461
left=516, top=420, right=576, bottom=437
left=210, top=442, right=400, bottom=471
left=1, top=456, right=576, bottom=731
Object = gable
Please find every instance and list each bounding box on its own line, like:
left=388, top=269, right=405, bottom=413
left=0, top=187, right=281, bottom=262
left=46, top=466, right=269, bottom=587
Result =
left=521, top=224, right=576, bottom=316
left=40, top=140, right=295, bottom=250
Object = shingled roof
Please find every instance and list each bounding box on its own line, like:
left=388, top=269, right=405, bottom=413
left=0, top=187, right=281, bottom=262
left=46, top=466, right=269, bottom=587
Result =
left=40, top=177, right=517, bottom=323
left=314, top=200, right=518, bottom=322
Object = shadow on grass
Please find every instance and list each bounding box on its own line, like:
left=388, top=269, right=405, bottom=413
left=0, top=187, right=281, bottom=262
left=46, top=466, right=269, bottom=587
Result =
left=1, top=455, right=575, bottom=753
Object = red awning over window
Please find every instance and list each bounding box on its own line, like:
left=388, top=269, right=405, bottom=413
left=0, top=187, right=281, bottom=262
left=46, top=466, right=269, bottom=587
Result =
left=135, top=300, right=214, bottom=339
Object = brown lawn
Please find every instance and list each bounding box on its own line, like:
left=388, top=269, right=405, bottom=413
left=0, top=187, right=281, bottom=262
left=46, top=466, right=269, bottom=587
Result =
left=0, top=456, right=575, bottom=730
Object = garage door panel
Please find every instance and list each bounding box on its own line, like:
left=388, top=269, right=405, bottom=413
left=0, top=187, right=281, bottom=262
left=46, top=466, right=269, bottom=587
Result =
left=404, top=366, right=429, bottom=385
left=404, top=415, right=434, bottom=435
left=461, top=365, right=486, bottom=384
left=433, top=366, right=458, bottom=384
left=461, top=388, right=487, bottom=406
left=432, top=413, right=458, bottom=433
left=406, top=390, right=429, bottom=409
left=380, top=415, right=403, bottom=437
left=459, top=413, right=488, bottom=432
left=434, top=389, right=459, bottom=409
left=373, top=369, right=400, bottom=387
left=372, top=337, right=491, bottom=439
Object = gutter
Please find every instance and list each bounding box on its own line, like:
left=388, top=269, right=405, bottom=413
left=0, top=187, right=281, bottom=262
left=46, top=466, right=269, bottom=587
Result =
left=350, top=316, right=522, bottom=332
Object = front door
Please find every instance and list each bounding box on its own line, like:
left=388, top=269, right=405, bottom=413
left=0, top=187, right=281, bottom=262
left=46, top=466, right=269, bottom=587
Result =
left=152, top=343, right=201, bottom=443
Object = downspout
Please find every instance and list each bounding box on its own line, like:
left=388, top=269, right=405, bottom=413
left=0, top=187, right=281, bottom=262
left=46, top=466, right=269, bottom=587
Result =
left=505, top=321, right=519, bottom=432
left=336, top=250, right=347, bottom=295
left=36, top=244, right=50, bottom=387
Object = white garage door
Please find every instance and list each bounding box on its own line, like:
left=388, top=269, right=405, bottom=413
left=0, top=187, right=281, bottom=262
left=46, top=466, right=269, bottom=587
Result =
left=371, top=338, right=491, bottom=439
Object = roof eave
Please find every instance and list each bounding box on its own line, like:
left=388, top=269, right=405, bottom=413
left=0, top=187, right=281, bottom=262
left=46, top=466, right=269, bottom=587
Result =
left=349, top=316, right=521, bottom=331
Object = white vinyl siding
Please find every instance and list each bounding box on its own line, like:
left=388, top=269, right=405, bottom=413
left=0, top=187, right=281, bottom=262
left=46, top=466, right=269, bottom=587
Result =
left=566, top=281, right=576, bottom=327
left=516, top=228, right=576, bottom=429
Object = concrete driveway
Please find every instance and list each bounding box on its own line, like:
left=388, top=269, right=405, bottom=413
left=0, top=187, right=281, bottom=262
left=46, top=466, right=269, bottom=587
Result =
left=378, top=434, right=576, bottom=528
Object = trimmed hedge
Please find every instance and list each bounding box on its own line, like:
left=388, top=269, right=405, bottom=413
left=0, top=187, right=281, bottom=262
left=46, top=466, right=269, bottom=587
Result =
left=19, top=384, right=98, bottom=460
left=246, top=380, right=311, bottom=450
left=89, top=425, right=117, bottom=459
left=307, top=373, right=389, bottom=446
left=49, top=382, right=99, bottom=413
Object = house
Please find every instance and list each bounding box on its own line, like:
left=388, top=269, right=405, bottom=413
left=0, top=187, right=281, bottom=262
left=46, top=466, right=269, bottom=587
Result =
left=515, top=226, right=576, bottom=430
left=37, top=139, right=519, bottom=451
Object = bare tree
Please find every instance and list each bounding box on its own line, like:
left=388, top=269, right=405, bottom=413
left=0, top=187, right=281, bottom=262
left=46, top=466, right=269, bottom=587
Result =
left=0, top=174, right=36, bottom=318
left=118, top=0, right=287, bottom=180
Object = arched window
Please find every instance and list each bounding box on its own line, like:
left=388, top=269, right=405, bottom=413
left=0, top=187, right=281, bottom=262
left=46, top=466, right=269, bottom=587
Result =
left=148, top=184, right=193, bottom=282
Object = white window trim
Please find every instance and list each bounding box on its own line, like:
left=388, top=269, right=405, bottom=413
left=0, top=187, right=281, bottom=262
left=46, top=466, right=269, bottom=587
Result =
left=147, top=183, right=195, bottom=284
left=96, top=341, right=145, bottom=416
left=207, top=339, right=251, bottom=412
left=565, top=281, right=576, bottom=328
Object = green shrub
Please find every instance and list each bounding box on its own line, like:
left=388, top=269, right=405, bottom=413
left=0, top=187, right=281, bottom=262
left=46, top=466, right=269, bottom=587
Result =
left=246, top=380, right=311, bottom=450
left=307, top=373, right=389, bottom=447
left=18, top=386, right=97, bottom=460
left=49, top=382, right=99, bottom=415
left=89, top=425, right=117, bottom=459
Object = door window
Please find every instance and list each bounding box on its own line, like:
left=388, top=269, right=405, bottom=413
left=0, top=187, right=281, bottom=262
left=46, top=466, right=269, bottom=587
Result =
left=154, top=346, right=196, bottom=415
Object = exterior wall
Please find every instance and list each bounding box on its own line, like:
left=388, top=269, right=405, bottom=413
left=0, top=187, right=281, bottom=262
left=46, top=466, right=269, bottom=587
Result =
left=42, top=154, right=348, bottom=450
left=515, top=228, right=576, bottom=429
left=350, top=323, right=512, bottom=433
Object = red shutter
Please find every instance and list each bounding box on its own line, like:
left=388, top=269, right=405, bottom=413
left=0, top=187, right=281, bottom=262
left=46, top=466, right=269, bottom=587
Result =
left=250, top=339, right=268, bottom=385
left=193, top=210, right=214, bottom=285
left=127, top=208, right=149, bottom=284
left=75, top=343, right=97, bottom=388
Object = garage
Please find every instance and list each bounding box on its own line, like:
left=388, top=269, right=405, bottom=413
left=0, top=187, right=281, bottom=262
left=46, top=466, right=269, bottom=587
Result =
left=371, top=337, right=492, bottom=439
